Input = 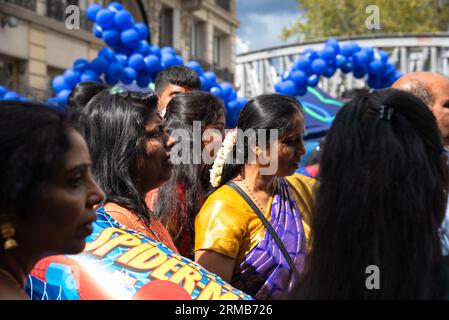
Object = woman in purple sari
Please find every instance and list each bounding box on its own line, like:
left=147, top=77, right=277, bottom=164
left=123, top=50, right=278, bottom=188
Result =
left=194, top=94, right=317, bottom=300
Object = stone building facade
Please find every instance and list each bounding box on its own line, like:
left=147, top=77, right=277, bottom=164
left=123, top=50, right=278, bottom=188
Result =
left=0, top=0, right=238, bottom=99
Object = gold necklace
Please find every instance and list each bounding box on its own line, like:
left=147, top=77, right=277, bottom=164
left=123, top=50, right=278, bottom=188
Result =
left=240, top=177, right=276, bottom=216
left=0, top=267, right=24, bottom=290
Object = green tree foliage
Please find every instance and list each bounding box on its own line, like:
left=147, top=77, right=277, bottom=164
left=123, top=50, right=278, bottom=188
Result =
left=281, top=0, right=449, bottom=41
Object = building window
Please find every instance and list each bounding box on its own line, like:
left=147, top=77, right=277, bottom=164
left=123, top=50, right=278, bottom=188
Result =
left=46, top=0, right=92, bottom=31
left=215, top=0, right=231, bottom=12
left=190, top=21, right=206, bottom=60
left=5, top=0, right=36, bottom=11
left=160, top=6, right=174, bottom=47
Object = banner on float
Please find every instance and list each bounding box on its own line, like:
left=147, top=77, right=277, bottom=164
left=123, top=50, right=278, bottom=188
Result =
left=26, top=207, right=252, bottom=300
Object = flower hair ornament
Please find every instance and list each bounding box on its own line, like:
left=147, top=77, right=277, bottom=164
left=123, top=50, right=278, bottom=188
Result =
left=210, top=128, right=237, bottom=188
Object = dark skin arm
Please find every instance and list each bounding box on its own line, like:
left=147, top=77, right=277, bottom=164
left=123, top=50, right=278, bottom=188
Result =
left=195, top=250, right=236, bottom=283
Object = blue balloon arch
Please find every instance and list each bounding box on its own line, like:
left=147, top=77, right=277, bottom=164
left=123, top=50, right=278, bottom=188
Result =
left=1, top=2, right=403, bottom=130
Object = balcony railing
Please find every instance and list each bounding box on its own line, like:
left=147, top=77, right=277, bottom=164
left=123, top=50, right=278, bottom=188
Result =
left=5, top=0, right=36, bottom=11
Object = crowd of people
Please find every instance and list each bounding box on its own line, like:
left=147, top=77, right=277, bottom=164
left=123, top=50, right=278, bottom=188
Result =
left=1, top=65, right=449, bottom=300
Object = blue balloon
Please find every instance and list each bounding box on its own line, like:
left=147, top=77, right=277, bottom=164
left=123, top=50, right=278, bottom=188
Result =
left=102, top=29, right=120, bottom=46
left=0, top=86, right=7, bottom=98
left=115, top=10, right=134, bottom=30
left=340, top=43, right=354, bottom=57
left=367, top=75, right=383, bottom=89
left=114, top=44, right=133, bottom=56
left=226, top=99, right=240, bottom=127
left=278, top=80, right=297, bottom=96
left=90, top=57, right=108, bottom=75
left=105, top=73, right=119, bottom=86
left=291, top=70, right=307, bottom=86
left=161, top=52, right=176, bottom=68
left=150, top=45, right=161, bottom=58
left=228, top=90, right=237, bottom=103
left=281, top=71, right=292, bottom=81
left=385, top=63, right=396, bottom=77
left=237, top=97, right=249, bottom=109
left=120, top=28, right=140, bottom=47
left=120, top=67, right=137, bottom=85
left=3, top=91, right=20, bottom=100
left=161, top=46, right=176, bottom=55
left=362, top=47, right=374, bottom=61
left=319, top=46, right=336, bottom=62
left=323, top=66, right=336, bottom=78
left=136, top=72, right=152, bottom=88
left=107, top=62, right=124, bottom=79
left=171, top=55, right=183, bottom=66
left=340, top=61, right=353, bottom=74
left=108, top=1, right=123, bottom=12
left=57, top=89, right=71, bottom=104
left=134, top=23, right=149, bottom=40
left=393, top=71, right=404, bottom=81
left=335, top=54, right=347, bottom=68
left=63, top=69, right=81, bottom=88
left=210, top=86, right=222, bottom=98
left=87, top=3, right=102, bottom=22
left=227, top=100, right=240, bottom=114
left=93, top=25, right=103, bottom=38
left=203, top=72, right=217, bottom=85
left=297, top=86, right=308, bottom=96
left=353, top=51, right=368, bottom=67
left=325, top=39, right=340, bottom=54
left=378, top=50, right=389, bottom=63
left=294, top=56, right=311, bottom=72
left=303, top=48, right=318, bottom=61
left=137, top=41, right=152, bottom=56
left=95, top=9, right=115, bottom=29
left=81, top=70, right=99, bottom=82
left=98, top=47, right=116, bottom=62
left=306, top=75, right=319, bottom=87
left=143, top=55, right=161, bottom=73
left=113, top=55, right=126, bottom=69
left=368, top=59, right=384, bottom=75
left=351, top=42, right=361, bottom=53
left=220, top=82, right=234, bottom=102
left=199, top=75, right=210, bottom=91
left=128, top=53, right=145, bottom=71
left=353, top=67, right=367, bottom=79
left=73, top=58, right=90, bottom=73
left=52, top=75, right=68, bottom=92
left=311, top=58, right=327, bottom=75
left=186, top=61, right=203, bottom=76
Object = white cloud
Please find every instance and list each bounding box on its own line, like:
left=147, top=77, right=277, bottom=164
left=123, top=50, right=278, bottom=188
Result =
left=237, top=11, right=299, bottom=51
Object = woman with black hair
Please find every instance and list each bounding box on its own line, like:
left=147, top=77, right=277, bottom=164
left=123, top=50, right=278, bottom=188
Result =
left=294, top=88, right=449, bottom=299
left=75, top=89, right=178, bottom=252
left=68, top=81, right=108, bottom=120
left=194, top=93, right=317, bottom=300
left=152, top=91, right=226, bottom=259
left=0, top=101, right=105, bottom=299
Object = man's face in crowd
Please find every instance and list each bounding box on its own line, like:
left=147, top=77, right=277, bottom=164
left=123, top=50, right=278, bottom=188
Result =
left=157, top=84, right=195, bottom=115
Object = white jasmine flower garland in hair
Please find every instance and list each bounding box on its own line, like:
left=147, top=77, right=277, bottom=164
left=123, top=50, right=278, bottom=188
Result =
left=210, top=128, right=237, bottom=187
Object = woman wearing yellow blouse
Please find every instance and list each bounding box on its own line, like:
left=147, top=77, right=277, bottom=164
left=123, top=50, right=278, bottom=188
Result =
left=195, top=94, right=317, bottom=300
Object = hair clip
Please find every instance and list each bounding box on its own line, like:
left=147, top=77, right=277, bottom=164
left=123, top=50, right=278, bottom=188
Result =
left=379, top=105, right=394, bottom=121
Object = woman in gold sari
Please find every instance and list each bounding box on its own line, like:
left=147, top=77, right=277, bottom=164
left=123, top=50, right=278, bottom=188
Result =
left=194, top=94, right=317, bottom=300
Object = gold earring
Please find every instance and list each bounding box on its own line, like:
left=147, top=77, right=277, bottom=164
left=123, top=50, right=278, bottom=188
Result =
left=1, top=223, right=18, bottom=250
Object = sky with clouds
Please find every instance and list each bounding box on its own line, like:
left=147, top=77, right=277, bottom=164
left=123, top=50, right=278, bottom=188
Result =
left=236, top=0, right=300, bottom=53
